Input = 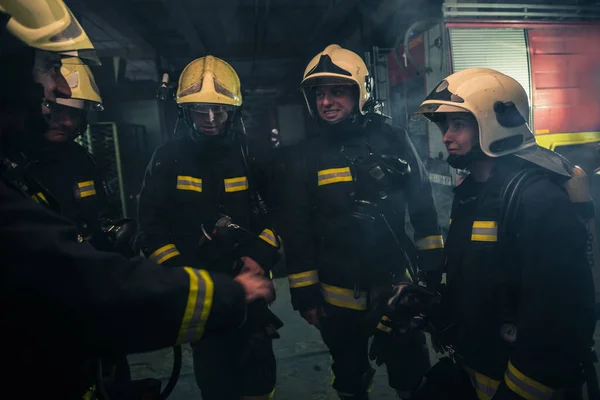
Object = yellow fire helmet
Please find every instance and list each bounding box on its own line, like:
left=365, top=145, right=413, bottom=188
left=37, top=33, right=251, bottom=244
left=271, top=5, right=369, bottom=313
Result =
left=56, top=57, right=103, bottom=111
left=176, top=55, right=242, bottom=109
left=301, top=44, right=372, bottom=116
left=414, top=68, right=570, bottom=176
left=0, top=0, right=100, bottom=65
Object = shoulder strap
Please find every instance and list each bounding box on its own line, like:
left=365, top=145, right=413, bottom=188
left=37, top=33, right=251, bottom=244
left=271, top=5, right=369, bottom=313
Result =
left=497, top=168, right=549, bottom=325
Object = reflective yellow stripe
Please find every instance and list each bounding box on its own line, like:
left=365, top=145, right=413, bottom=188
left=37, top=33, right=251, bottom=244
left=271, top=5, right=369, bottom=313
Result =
left=376, top=323, right=392, bottom=333
left=177, top=175, right=203, bottom=192
left=416, top=235, right=444, bottom=250
left=32, top=192, right=49, bottom=204
left=224, top=176, right=249, bottom=192
left=464, top=366, right=501, bottom=400
left=149, top=243, right=180, bottom=264
left=321, top=283, right=368, bottom=310
left=78, top=180, right=96, bottom=198
left=259, top=229, right=278, bottom=247
left=318, top=167, right=353, bottom=186
left=504, top=361, right=554, bottom=400
left=177, top=268, right=214, bottom=344
left=472, top=221, right=498, bottom=242
left=288, top=270, right=319, bottom=288
left=82, top=385, right=96, bottom=400
left=377, top=315, right=393, bottom=333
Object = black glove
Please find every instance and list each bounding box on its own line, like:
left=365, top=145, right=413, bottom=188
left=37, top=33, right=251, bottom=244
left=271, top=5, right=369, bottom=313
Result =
left=368, top=284, right=434, bottom=367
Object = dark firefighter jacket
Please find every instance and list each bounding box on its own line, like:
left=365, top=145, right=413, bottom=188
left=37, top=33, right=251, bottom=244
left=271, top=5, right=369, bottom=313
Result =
left=0, top=163, right=248, bottom=399
left=138, top=135, right=280, bottom=274
left=442, top=157, right=595, bottom=399
left=3, top=138, right=114, bottom=239
left=278, top=114, right=443, bottom=312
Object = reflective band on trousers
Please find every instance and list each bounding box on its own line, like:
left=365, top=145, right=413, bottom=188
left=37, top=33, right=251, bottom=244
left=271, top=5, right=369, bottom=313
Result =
left=177, top=268, right=214, bottom=344
left=321, top=283, right=368, bottom=311
left=464, top=365, right=501, bottom=400
left=415, top=235, right=444, bottom=250
left=224, top=176, right=249, bottom=192
left=505, top=361, right=555, bottom=400
left=77, top=180, right=96, bottom=198
left=288, top=270, right=319, bottom=288
left=318, top=167, right=353, bottom=186
left=149, top=243, right=180, bottom=264
left=259, top=229, right=278, bottom=247
left=177, top=175, right=203, bottom=192
left=471, top=221, right=498, bottom=242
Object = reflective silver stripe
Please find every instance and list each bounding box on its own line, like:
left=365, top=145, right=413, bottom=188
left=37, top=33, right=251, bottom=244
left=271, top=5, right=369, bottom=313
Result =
left=177, top=268, right=214, bottom=344
left=149, top=244, right=180, bottom=264
left=321, top=283, right=368, bottom=310
left=259, top=229, right=278, bottom=247
left=415, top=235, right=444, bottom=250
left=224, top=176, right=248, bottom=192
left=318, top=167, right=353, bottom=186
left=464, top=366, right=501, bottom=400
left=177, top=175, right=202, bottom=192
left=471, top=221, right=498, bottom=242
left=505, top=361, right=554, bottom=400
left=288, top=270, right=319, bottom=288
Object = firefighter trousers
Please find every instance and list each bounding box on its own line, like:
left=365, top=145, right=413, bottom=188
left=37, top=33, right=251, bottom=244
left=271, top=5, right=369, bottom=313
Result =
left=318, top=303, right=430, bottom=399
left=192, top=303, right=276, bottom=400
left=412, top=357, right=583, bottom=400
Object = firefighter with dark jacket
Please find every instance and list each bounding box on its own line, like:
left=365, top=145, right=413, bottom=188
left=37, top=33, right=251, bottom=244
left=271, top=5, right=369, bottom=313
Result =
left=277, top=44, right=444, bottom=400
left=2, top=55, right=129, bottom=254
left=399, top=68, right=596, bottom=399
left=0, top=1, right=274, bottom=398
left=138, top=56, right=281, bottom=400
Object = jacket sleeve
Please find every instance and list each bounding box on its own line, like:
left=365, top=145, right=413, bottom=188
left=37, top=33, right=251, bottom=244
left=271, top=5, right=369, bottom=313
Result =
left=239, top=226, right=282, bottom=274
left=1, top=177, right=247, bottom=356
left=276, top=144, right=322, bottom=311
left=504, top=179, right=596, bottom=396
left=398, top=130, right=444, bottom=273
left=138, top=146, right=182, bottom=266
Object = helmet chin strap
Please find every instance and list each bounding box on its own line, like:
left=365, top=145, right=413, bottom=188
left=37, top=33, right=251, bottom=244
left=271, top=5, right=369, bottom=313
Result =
left=446, top=144, right=487, bottom=170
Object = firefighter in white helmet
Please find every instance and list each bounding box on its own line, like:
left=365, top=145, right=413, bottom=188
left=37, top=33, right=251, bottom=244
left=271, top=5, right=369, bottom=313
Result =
left=278, top=44, right=444, bottom=399
left=383, top=68, right=597, bottom=399
left=138, top=56, right=282, bottom=400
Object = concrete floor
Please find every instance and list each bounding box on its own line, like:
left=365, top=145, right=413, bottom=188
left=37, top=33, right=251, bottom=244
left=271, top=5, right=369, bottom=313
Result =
left=128, top=278, right=598, bottom=400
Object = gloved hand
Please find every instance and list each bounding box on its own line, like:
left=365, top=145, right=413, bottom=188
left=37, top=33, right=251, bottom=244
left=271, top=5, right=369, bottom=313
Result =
left=369, top=283, right=438, bottom=367
left=369, top=315, right=395, bottom=366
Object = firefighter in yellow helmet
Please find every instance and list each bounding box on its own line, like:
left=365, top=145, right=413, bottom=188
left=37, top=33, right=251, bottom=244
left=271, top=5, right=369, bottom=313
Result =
left=0, top=1, right=274, bottom=397
left=379, top=68, right=597, bottom=399
left=277, top=44, right=443, bottom=399
left=138, top=56, right=282, bottom=400
left=3, top=55, right=125, bottom=254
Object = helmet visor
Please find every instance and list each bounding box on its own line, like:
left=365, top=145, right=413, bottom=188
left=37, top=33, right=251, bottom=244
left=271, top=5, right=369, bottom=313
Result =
left=182, top=103, right=236, bottom=114
left=183, top=103, right=235, bottom=135
left=411, top=103, right=469, bottom=123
